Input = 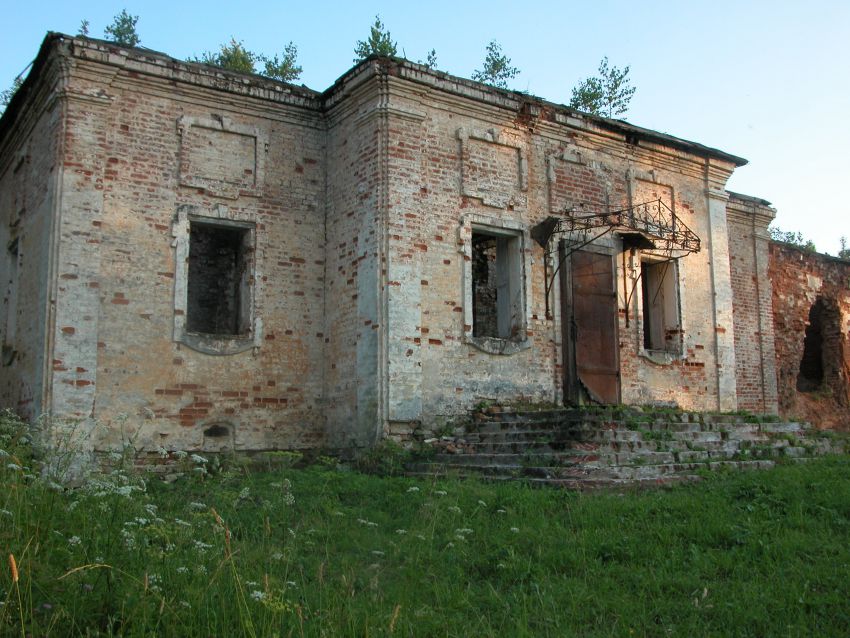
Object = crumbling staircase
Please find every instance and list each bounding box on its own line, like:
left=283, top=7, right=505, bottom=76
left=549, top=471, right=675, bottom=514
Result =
left=406, top=406, right=846, bottom=489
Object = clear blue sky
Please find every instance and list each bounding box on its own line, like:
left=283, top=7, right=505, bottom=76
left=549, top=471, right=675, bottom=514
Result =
left=3, top=1, right=848, bottom=254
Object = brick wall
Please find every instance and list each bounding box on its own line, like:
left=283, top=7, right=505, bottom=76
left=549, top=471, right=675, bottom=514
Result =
left=726, top=193, right=778, bottom=413
left=769, top=242, right=850, bottom=427
left=0, top=36, right=759, bottom=452
left=0, top=58, right=62, bottom=420
left=46, top=38, right=328, bottom=453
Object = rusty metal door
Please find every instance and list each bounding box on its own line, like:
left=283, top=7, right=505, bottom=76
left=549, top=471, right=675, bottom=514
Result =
left=560, top=245, right=620, bottom=404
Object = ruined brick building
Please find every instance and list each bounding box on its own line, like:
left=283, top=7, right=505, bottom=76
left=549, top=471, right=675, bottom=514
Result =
left=0, top=34, right=847, bottom=455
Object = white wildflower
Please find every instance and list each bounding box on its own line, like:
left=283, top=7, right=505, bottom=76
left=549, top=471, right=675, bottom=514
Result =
left=121, top=529, right=136, bottom=549
left=445, top=542, right=454, bottom=548
left=333, top=511, right=344, bottom=517
left=115, top=485, right=134, bottom=497
left=285, top=581, right=297, bottom=587
left=189, top=502, right=207, bottom=510
left=174, top=518, right=192, bottom=527
left=271, top=552, right=284, bottom=561
left=237, top=487, right=250, bottom=500
left=180, top=601, right=191, bottom=608
left=406, top=486, right=420, bottom=493
left=190, top=454, right=208, bottom=464
left=282, top=492, right=295, bottom=506
left=144, top=504, right=158, bottom=515
left=288, top=528, right=296, bottom=537
left=510, top=527, right=520, bottom=533
left=477, top=500, right=487, bottom=507
left=455, top=528, right=473, bottom=535
left=192, top=466, right=208, bottom=475
left=416, top=534, right=426, bottom=540
left=246, top=581, right=259, bottom=587
left=371, top=550, right=385, bottom=557
left=155, top=446, right=169, bottom=458
left=68, top=501, right=80, bottom=511
left=0, top=449, right=8, bottom=457
left=135, top=517, right=149, bottom=526
left=6, top=463, right=21, bottom=471
left=497, top=563, right=507, bottom=569
left=68, top=535, right=82, bottom=546
left=176, top=566, right=189, bottom=574
left=496, top=509, right=507, bottom=514
left=194, top=540, right=213, bottom=553
left=250, top=590, right=266, bottom=601
left=0, top=509, right=12, bottom=518
left=447, top=505, right=461, bottom=514
left=435, top=490, right=447, bottom=497
left=395, top=529, right=407, bottom=535
left=173, top=450, right=188, bottom=460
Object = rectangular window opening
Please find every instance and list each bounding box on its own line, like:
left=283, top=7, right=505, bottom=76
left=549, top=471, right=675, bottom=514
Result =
left=641, top=259, right=680, bottom=352
left=2, top=238, right=19, bottom=365
left=187, top=222, right=251, bottom=336
left=472, top=230, right=522, bottom=340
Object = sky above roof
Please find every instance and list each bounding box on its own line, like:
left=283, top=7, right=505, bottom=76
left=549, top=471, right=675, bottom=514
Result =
left=2, top=0, right=848, bottom=254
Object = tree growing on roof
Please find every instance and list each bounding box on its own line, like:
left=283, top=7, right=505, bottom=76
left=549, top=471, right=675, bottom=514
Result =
left=193, top=39, right=302, bottom=82
left=472, top=40, right=519, bottom=89
left=194, top=38, right=257, bottom=74
left=104, top=9, right=141, bottom=48
left=0, top=76, right=23, bottom=114
left=420, top=49, right=438, bottom=70
left=353, top=15, right=398, bottom=62
left=569, top=57, right=636, bottom=118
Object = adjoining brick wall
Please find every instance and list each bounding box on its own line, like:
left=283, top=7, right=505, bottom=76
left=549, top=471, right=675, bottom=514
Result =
left=0, top=63, right=62, bottom=420
left=769, top=242, right=850, bottom=427
left=726, top=193, right=778, bottom=414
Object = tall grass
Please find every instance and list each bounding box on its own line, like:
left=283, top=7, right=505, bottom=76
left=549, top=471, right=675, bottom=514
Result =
left=2, top=410, right=849, bottom=636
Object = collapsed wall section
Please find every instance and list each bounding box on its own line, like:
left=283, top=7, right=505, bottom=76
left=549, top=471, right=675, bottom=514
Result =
left=769, top=242, right=850, bottom=428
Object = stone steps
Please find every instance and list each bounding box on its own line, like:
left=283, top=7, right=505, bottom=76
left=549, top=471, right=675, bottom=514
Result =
left=408, top=407, right=845, bottom=489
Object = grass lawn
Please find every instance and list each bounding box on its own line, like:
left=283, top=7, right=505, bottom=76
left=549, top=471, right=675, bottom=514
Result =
left=2, top=416, right=850, bottom=636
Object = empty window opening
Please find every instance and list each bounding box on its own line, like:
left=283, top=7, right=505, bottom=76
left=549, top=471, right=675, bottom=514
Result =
left=797, top=298, right=826, bottom=392
left=2, top=238, right=19, bottom=365
left=472, top=230, right=522, bottom=340
left=187, top=222, right=251, bottom=336
left=641, top=259, right=680, bottom=352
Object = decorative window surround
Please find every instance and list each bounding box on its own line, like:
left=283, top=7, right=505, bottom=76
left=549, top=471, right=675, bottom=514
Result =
left=458, top=214, right=532, bottom=355
left=172, top=204, right=262, bottom=355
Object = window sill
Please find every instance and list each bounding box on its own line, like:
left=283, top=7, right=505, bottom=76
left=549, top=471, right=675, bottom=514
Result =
left=466, top=335, right=531, bottom=356
left=179, top=332, right=256, bottom=355
left=639, top=349, right=682, bottom=366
